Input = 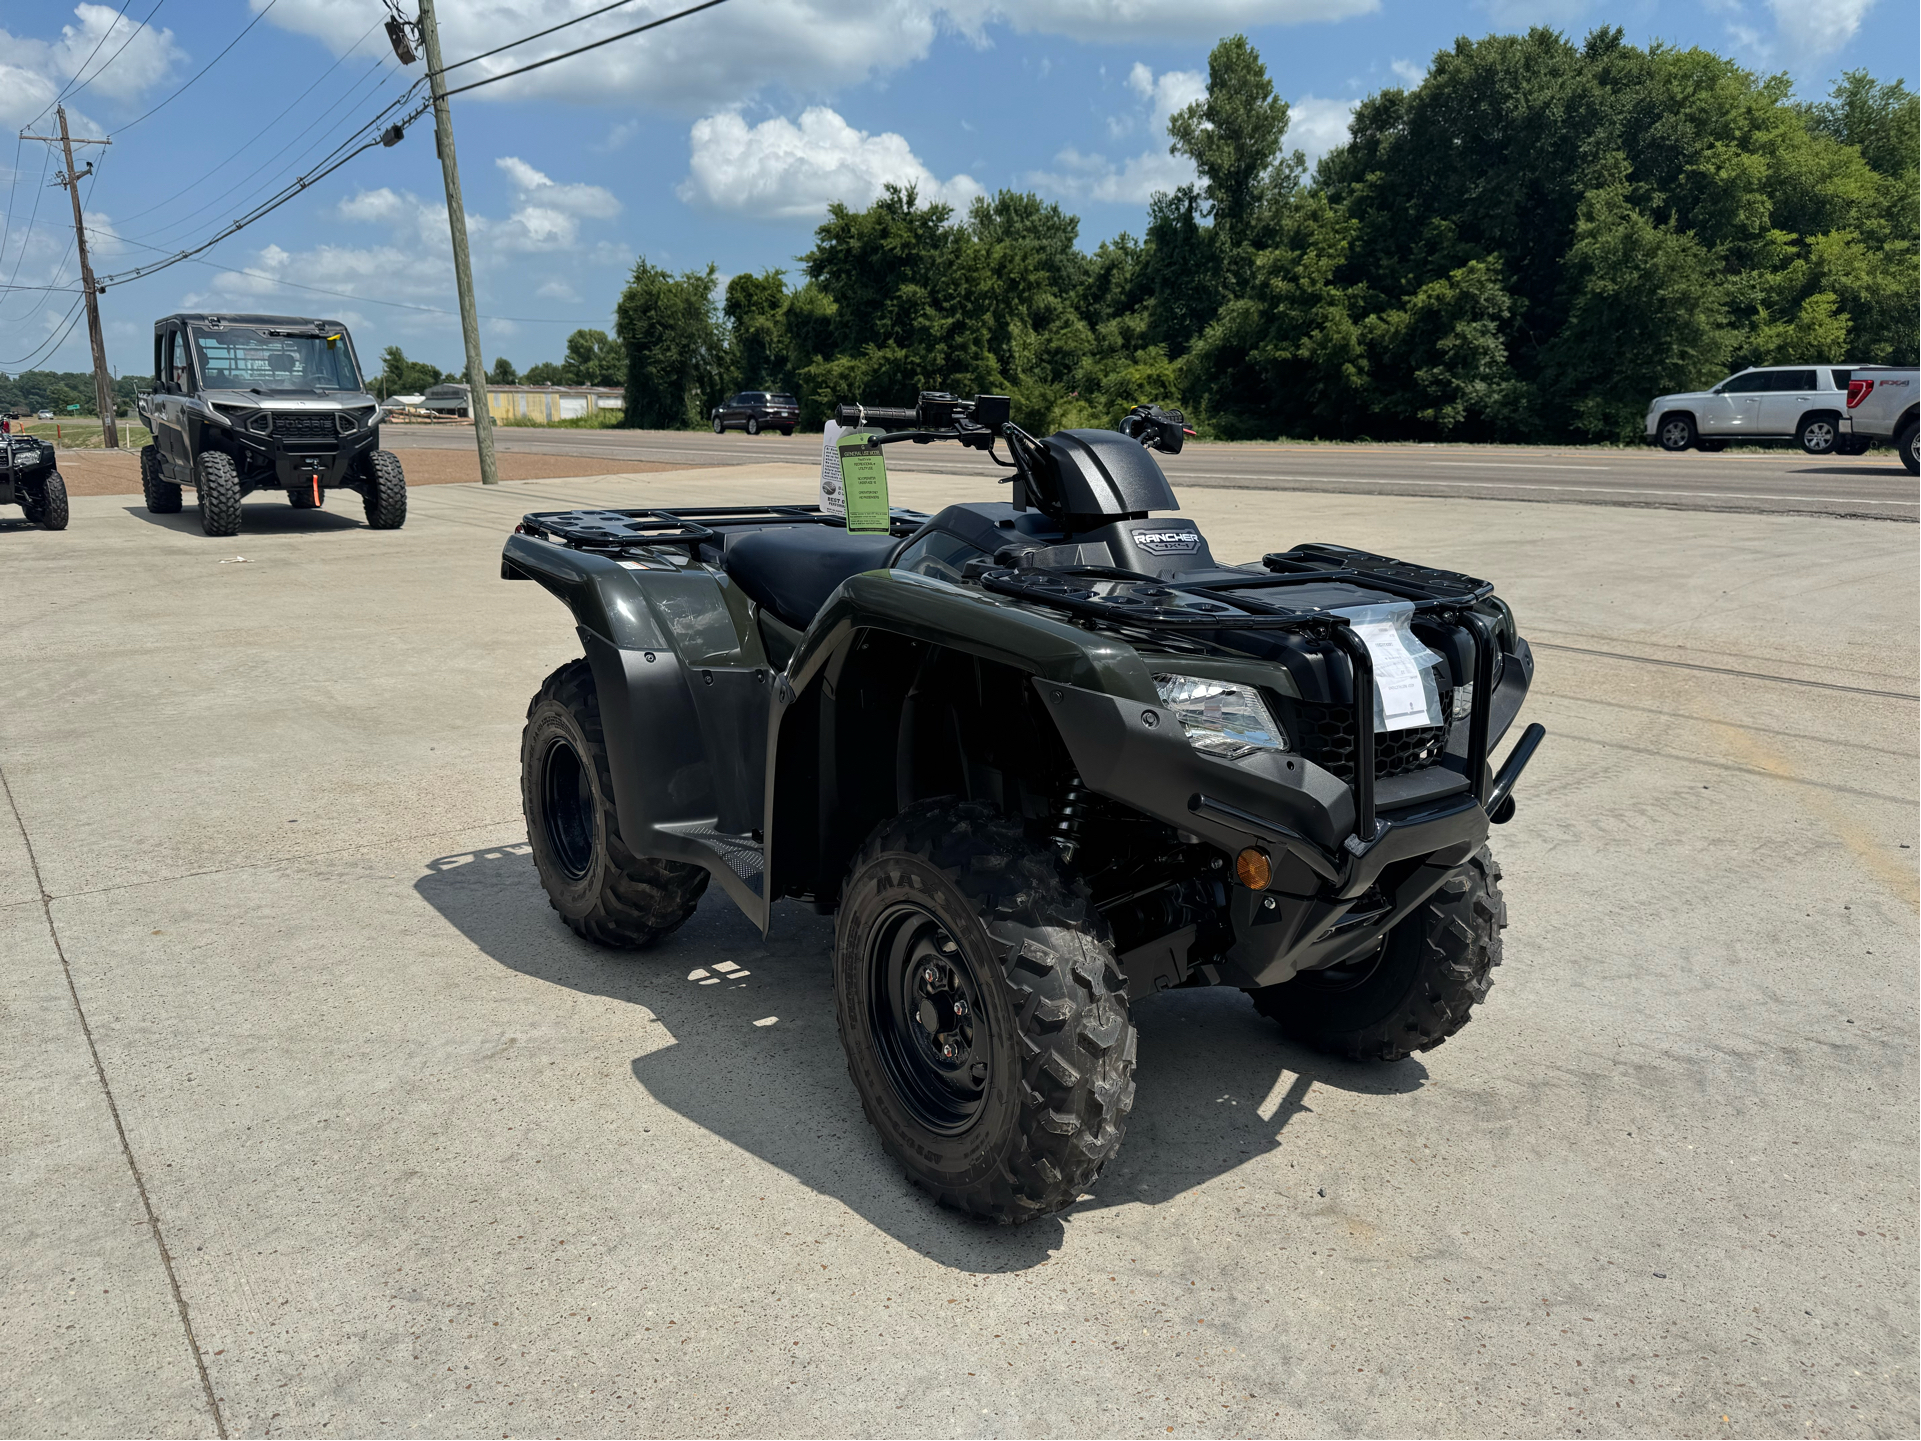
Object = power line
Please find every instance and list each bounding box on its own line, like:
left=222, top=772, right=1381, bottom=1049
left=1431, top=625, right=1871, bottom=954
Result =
left=0, top=293, right=86, bottom=369
left=108, top=16, right=386, bottom=231
left=110, top=0, right=281, bottom=137
left=0, top=147, right=58, bottom=324
left=440, top=0, right=651, bottom=74
left=35, top=0, right=168, bottom=121
left=437, top=0, right=732, bottom=101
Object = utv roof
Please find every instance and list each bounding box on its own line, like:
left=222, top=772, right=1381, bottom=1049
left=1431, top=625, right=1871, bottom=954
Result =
left=154, top=313, right=347, bottom=332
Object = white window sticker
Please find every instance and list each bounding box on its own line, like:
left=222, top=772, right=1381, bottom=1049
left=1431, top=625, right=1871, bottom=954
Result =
left=1349, top=617, right=1439, bottom=732
left=819, top=420, right=847, bottom=517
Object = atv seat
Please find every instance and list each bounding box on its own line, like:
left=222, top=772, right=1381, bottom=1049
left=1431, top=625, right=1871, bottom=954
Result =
left=722, top=526, right=901, bottom=631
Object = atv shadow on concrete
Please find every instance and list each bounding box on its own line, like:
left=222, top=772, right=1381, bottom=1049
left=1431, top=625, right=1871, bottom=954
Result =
left=122, top=504, right=367, bottom=535
left=415, top=844, right=1426, bottom=1265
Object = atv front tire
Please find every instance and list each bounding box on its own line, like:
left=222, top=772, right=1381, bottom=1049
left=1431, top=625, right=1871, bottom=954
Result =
left=140, top=444, right=181, bottom=513
left=195, top=451, right=242, bottom=536
left=521, top=659, right=708, bottom=947
left=1251, top=846, right=1505, bottom=1062
left=360, top=450, right=406, bottom=529
left=835, top=801, right=1137, bottom=1223
left=23, top=470, right=68, bottom=530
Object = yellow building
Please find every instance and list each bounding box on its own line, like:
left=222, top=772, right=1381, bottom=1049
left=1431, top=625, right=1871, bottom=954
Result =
left=486, top=384, right=624, bottom=423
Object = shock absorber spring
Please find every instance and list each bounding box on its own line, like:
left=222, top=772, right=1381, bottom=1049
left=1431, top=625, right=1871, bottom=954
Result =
left=1051, top=774, right=1093, bottom=863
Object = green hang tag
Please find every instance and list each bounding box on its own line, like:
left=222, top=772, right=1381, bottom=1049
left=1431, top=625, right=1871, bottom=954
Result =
left=837, top=433, right=891, bottom=534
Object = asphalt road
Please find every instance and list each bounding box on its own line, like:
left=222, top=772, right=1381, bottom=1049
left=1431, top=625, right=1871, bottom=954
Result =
left=3, top=468, right=1915, bottom=1437
left=385, top=426, right=1920, bottom=522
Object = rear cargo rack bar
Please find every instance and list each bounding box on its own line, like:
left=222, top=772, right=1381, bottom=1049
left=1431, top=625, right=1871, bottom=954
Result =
left=517, top=503, right=931, bottom=554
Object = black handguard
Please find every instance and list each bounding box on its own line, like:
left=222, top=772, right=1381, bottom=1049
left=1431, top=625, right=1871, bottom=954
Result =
left=1119, top=403, right=1190, bottom=455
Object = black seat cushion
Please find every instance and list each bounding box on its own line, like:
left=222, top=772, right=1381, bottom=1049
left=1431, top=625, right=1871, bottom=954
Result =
left=722, top=526, right=900, bottom=630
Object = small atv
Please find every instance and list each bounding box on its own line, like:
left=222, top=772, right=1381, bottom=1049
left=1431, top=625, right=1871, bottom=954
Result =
left=0, top=424, right=69, bottom=530
left=136, top=312, right=406, bottom=537
left=501, top=394, right=1545, bottom=1224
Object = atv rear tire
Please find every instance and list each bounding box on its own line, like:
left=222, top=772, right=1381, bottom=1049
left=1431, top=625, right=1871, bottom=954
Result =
left=360, top=450, right=406, bottom=529
left=194, top=451, right=242, bottom=536
left=1250, top=846, right=1505, bottom=1062
left=835, top=800, right=1137, bottom=1223
left=521, top=659, right=708, bottom=947
left=23, top=470, right=68, bottom=530
left=140, top=444, right=181, bottom=513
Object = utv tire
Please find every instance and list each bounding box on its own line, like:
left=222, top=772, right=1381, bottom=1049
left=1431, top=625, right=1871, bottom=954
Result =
left=23, top=470, right=69, bottom=530
left=286, top=483, right=319, bottom=509
left=745, top=417, right=760, bottom=435
left=194, top=451, right=242, bottom=537
left=140, top=444, right=181, bottom=513
left=1250, top=846, right=1505, bottom=1062
left=835, top=800, right=1137, bottom=1224
left=360, top=450, right=407, bottom=529
left=1899, top=418, right=1919, bottom=476
left=521, top=659, right=708, bottom=947
left=1797, top=413, right=1839, bottom=456
left=1656, top=414, right=1696, bottom=452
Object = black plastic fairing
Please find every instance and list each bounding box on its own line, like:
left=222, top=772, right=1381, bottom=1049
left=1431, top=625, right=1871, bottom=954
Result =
left=1041, top=430, right=1180, bottom=522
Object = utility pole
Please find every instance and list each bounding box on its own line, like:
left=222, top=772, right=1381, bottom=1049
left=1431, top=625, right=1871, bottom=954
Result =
left=412, top=0, right=498, bottom=484
left=25, top=108, right=117, bottom=448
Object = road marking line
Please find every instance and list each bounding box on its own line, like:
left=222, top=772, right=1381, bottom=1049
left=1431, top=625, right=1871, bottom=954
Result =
left=1429, top=461, right=1613, bottom=470
left=1168, top=472, right=1919, bottom=505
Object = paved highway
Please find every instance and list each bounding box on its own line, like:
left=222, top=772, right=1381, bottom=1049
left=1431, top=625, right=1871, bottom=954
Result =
left=385, top=425, right=1919, bottom=521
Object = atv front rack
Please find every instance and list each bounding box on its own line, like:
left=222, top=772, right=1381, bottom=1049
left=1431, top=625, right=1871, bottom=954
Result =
left=515, top=504, right=931, bottom=557
left=973, top=558, right=1504, bottom=849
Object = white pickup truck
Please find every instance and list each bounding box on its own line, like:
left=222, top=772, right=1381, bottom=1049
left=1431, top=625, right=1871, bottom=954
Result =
left=1839, top=366, right=1918, bottom=475
left=1645, top=365, right=1872, bottom=456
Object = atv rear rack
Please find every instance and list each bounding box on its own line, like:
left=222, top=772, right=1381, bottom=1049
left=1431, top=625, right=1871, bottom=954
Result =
left=516, top=504, right=931, bottom=556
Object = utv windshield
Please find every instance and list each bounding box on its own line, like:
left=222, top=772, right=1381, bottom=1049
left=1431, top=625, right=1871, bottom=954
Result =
left=190, top=326, right=363, bottom=392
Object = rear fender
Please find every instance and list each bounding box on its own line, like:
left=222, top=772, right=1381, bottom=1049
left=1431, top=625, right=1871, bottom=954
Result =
left=502, top=532, right=774, bottom=922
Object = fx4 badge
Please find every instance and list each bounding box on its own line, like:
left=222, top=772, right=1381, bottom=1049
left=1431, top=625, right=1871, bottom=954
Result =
left=1131, top=527, right=1201, bottom=554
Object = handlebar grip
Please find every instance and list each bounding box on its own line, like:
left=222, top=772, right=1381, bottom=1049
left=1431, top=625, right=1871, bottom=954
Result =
left=834, top=403, right=919, bottom=426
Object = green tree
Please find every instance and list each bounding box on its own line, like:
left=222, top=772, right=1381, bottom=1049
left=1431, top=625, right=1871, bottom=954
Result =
left=561, top=328, right=626, bottom=386
left=724, top=270, right=789, bottom=391
left=371, top=346, right=445, bottom=399
left=522, top=361, right=564, bottom=385
left=614, top=258, right=726, bottom=428
left=1800, top=70, right=1920, bottom=178
left=488, top=357, right=519, bottom=385
left=1166, top=34, right=1295, bottom=243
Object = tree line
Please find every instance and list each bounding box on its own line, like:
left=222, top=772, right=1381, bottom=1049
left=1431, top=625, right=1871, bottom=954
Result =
left=609, top=27, right=1918, bottom=442
left=0, top=370, right=148, bottom=417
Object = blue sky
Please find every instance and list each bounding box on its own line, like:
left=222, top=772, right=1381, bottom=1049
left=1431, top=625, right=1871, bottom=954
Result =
left=1, top=0, right=1914, bottom=380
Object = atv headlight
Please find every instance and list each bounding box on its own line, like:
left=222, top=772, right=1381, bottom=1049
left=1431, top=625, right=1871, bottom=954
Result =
left=1152, top=674, right=1289, bottom=760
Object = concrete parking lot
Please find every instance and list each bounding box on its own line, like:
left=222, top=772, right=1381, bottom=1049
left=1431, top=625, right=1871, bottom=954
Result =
left=3, top=464, right=1915, bottom=1438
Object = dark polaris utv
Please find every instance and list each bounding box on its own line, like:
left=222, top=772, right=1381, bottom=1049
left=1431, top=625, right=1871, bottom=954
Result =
left=0, top=423, right=69, bottom=530
left=135, top=313, right=406, bottom=537
left=502, top=394, right=1545, bottom=1223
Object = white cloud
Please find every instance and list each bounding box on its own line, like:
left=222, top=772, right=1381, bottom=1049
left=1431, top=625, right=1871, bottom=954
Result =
left=1390, top=57, right=1427, bottom=86
left=260, top=0, right=1376, bottom=110
left=1287, top=96, right=1357, bottom=163
left=495, top=157, right=621, bottom=218
left=677, top=108, right=982, bottom=220
left=1475, top=0, right=1591, bottom=22
left=1128, top=62, right=1208, bottom=129
left=1028, top=145, right=1195, bottom=205
left=1768, top=0, right=1874, bottom=59
left=0, top=3, right=184, bottom=128
left=536, top=280, right=580, bottom=303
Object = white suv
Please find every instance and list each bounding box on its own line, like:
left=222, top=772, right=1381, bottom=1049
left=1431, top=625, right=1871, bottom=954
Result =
left=1645, top=366, right=1866, bottom=456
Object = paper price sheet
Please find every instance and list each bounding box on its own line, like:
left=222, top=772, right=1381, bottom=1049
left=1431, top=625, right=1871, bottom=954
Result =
left=1347, top=616, right=1439, bottom=732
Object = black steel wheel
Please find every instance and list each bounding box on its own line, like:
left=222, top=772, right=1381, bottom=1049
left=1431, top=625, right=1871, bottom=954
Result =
left=1657, top=414, right=1696, bottom=452
left=1798, top=413, right=1838, bottom=455
left=520, top=659, right=708, bottom=947
left=835, top=800, right=1136, bottom=1223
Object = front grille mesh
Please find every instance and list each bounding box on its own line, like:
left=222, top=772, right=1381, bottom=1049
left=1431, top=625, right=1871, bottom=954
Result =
left=1285, top=682, right=1454, bottom=783
left=272, top=413, right=337, bottom=438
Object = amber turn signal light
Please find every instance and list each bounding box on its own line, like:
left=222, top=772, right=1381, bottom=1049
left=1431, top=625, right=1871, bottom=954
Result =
left=1234, top=848, right=1272, bottom=890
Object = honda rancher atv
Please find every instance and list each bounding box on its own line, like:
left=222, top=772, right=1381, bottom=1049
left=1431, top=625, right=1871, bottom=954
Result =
left=501, top=395, right=1545, bottom=1224
left=0, top=425, right=69, bottom=530
left=136, top=313, right=406, bottom=537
